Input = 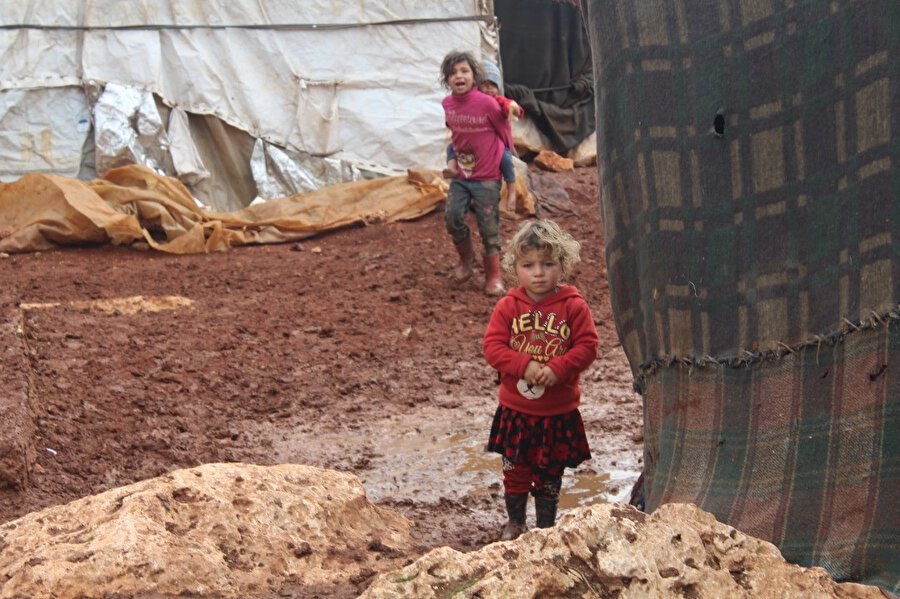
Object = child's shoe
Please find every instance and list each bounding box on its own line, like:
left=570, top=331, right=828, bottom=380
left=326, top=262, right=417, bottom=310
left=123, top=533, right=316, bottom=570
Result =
left=452, top=236, right=475, bottom=283
left=534, top=487, right=559, bottom=528
left=483, top=253, right=505, bottom=296
left=501, top=493, right=528, bottom=540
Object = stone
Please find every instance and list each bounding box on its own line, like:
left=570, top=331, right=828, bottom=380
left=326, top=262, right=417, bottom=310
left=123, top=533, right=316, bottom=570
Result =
left=360, top=502, right=884, bottom=599
left=534, top=150, right=575, bottom=172
left=0, top=464, right=886, bottom=599
left=0, top=463, right=413, bottom=598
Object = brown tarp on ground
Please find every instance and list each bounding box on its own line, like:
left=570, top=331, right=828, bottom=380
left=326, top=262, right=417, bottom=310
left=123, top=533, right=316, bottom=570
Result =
left=0, top=165, right=536, bottom=255
left=584, top=0, right=898, bottom=593
left=0, top=165, right=447, bottom=254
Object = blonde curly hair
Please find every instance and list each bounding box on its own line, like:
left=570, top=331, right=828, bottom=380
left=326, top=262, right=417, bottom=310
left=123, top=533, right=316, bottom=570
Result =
left=501, top=219, right=581, bottom=279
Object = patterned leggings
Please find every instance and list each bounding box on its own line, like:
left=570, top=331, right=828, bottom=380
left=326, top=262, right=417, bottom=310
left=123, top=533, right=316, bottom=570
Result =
left=502, top=456, right=563, bottom=497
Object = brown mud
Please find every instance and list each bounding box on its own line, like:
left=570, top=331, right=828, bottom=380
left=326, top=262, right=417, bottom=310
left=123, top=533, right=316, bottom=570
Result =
left=0, top=165, right=642, bottom=556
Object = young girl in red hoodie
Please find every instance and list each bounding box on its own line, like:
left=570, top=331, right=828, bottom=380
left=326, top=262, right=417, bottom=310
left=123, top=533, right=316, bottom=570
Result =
left=482, top=219, right=599, bottom=540
left=440, top=50, right=516, bottom=296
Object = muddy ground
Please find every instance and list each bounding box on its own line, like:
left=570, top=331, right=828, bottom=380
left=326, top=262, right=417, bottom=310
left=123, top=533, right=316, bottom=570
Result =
left=0, top=165, right=642, bottom=556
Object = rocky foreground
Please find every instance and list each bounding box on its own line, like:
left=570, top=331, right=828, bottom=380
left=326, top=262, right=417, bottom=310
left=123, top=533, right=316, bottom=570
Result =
left=0, top=463, right=884, bottom=598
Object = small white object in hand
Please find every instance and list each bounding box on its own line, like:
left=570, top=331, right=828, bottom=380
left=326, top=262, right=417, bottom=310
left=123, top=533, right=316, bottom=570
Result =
left=517, top=379, right=545, bottom=400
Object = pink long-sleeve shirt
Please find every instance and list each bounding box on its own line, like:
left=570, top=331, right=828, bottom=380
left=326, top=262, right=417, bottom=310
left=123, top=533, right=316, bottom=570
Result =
left=442, top=88, right=515, bottom=181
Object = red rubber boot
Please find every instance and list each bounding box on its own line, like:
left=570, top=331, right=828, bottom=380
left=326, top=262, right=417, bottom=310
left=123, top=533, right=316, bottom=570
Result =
left=451, top=236, right=475, bottom=283
left=483, top=253, right=505, bottom=296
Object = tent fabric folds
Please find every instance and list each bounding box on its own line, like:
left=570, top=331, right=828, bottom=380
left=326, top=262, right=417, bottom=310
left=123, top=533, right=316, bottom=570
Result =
left=584, top=0, right=898, bottom=592
left=0, top=1, right=497, bottom=209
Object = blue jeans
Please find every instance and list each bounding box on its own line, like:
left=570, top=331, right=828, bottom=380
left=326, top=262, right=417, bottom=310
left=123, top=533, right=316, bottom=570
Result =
left=445, top=178, right=502, bottom=256
left=498, top=149, right=516, bottom=182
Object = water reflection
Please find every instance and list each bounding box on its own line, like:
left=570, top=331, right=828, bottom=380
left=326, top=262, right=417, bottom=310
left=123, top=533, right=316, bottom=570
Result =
left=291, top=397, right=640, bottom=509
left=454, top=430, right=636, bottom=508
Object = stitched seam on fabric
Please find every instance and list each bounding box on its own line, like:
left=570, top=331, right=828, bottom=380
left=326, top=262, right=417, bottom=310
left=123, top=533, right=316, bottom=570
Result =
left=632, top=306, right=900, bottom=393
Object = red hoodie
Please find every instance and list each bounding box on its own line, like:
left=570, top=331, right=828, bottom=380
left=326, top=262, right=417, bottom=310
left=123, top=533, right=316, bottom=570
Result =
left=483, top=285, right=599, bottom=416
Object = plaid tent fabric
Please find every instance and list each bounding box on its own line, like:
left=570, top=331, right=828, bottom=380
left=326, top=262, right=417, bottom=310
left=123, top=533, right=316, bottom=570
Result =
left=642, top=322, right=898, bottom=590
left=583, top=0, right=898, bottom=592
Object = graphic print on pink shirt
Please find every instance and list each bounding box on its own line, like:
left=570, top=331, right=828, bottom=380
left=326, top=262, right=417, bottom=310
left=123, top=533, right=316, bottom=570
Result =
left=444, top=109, right=495, bottom=178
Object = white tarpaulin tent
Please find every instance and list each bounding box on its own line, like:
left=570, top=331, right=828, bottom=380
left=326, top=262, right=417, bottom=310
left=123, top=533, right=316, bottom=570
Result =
left=0, top=1, right=498, bottom=210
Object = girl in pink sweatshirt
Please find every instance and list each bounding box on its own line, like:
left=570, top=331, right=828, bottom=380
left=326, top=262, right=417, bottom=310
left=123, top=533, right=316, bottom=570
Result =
left=440, top=50, right=515, bottom=296
left=482, top=219, right=599, bottom=540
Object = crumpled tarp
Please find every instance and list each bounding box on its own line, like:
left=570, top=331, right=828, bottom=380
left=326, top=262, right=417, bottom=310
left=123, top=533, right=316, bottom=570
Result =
left=0, top=164, right=537, bottom=255
left=0, top=165, right=449, bottom=254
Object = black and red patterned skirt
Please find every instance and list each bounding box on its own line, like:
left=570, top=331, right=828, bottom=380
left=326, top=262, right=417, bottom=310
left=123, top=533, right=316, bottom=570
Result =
left=487, top=405, right=591, bottom=477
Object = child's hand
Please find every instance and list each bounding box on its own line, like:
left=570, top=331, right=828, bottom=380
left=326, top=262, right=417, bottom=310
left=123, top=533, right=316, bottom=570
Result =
left=443, top=158, right=460, bottom=179
left=535, top=365, right=558, bottom=387
left=523, top=360, right=543, bottom=385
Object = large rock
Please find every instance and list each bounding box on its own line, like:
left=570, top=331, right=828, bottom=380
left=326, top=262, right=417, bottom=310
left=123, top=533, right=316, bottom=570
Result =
left=1, top=464, right=887, bottom=599
left=0, top=463, right=413, bottom=598
left=361, top=503, right=884, bottom=599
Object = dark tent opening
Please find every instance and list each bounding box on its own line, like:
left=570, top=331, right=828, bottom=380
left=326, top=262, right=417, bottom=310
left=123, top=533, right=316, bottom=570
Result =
left=494, top=0, right=595, bottom=156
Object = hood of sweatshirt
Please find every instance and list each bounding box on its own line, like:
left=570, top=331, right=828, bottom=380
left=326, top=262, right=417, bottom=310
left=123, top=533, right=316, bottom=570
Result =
left=505, top=284, right=582, bottom=309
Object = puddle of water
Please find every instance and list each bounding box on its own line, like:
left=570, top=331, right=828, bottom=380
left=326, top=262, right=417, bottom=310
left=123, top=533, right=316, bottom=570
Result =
left=456, top=442, right=498, bottom=476
left=359, top=416, right=490, bottom=500
left=454, top=436, right=635, bottom=509
left=360, top=399, right=639, bottom=510
left=563, top=471, right=610, bottom=508
left=266, top=394, right=640, bottom=510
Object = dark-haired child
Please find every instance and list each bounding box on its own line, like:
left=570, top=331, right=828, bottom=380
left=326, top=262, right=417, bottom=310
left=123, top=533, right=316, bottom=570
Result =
left=439, top=50, right=514, bottom=296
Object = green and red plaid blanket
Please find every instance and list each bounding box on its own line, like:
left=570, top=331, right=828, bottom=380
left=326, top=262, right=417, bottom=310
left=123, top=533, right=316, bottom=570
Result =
left=584, top=0, right=899, bottom=591
left=641, top=321, right=898, bottom=591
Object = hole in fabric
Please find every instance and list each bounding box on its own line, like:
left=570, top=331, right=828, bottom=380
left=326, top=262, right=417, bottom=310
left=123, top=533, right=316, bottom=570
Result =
left=869, top=364, right=887, bottom=381
left=713, top=113, right=725, bottom=136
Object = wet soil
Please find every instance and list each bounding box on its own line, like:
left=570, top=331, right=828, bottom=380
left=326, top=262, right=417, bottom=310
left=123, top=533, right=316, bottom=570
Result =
left=0, top=165, right=642, bottom=558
